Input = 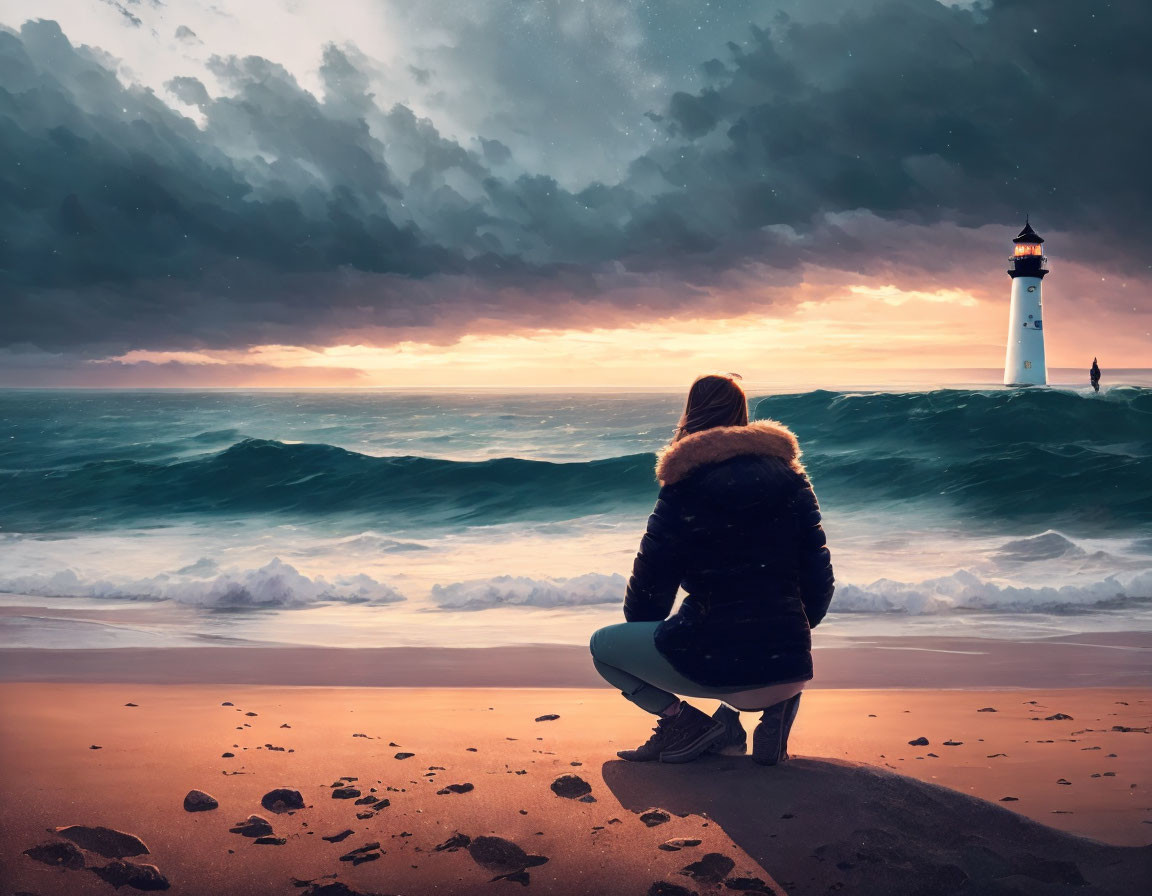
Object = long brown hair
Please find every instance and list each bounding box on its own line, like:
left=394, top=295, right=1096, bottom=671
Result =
left=673, top=373, right=748, bottom=441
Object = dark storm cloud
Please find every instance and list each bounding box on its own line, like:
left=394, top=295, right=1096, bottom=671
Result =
left=1, top=1, right=1149, bottom=355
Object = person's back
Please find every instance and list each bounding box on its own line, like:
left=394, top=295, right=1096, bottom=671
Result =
left=624, top=422, right=832, bottom=688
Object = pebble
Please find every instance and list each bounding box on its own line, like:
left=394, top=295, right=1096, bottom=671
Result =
left=1045, top=713, right=1074, bottom=721
left=183, top=790, right=219, bottom=812
left=261, top=789, right=305, bottom=813
left=648, top=883, right=697, bottom=896
left=90, top=860, right=170, bottom=891
left=55, top=825, right=149, bottom=859
left=23, top=840, right=85, bottom=869
left=254, top=836, right=287, bottom=846
left=331, top=787, right=361, bottom=800
left=535, top=714, right=561, bottom=722
left=640, top=808, right=672, bottom=827
left=229, top=815, right=274, bottom=838
left=908, top=737, right=929, bottom=746
left=394, top=752, right=415, bottom=760
left=659, top=838, right=702, bottom=851
left=437, top=783, right=475, bottom=795
left=322, top=829, right=354, bottom=843
left=550, top=774, right=592, bottom=799
left=679, top=852, right=735, bottom=884
left=468, top=835, right=530, bottom=873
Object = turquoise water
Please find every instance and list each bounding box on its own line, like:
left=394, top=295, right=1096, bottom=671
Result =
left=1, top=387, right=1150, bottom=647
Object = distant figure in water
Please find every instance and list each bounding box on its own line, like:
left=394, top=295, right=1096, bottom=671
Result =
left=1090, top=358, right=1101, bottom=392
left=589, top=374, right=834, bottom=765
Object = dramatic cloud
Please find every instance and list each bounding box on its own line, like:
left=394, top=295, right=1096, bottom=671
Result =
left=0, top=1, right=1148, bottom=364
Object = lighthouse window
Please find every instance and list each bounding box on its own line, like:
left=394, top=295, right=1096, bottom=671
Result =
left=1024, top=361, right=1033, bottom=369
left=1028, top=314, right=1033, bottom=320
left=1027, top=285, right=1036, bottom=292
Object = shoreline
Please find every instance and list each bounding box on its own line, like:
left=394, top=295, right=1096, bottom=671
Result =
left=2, top=631, right=1149, bottom=688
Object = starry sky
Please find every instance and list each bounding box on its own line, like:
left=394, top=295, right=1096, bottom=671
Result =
left=1, top=0, right=1149, bottom=387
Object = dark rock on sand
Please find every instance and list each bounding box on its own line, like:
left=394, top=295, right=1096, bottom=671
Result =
left=535, top=714, right=560, bottom=722
left=468, top=835, right=531, bottom=873
left=977, top=707, right=997, bottom=712
left=660, top=838, right=703, bottom=851
left=437, top=783, right=475, bottom=795
left=23, top=840, right=85, bottom=869
left=723, top=877, right=774, bottom=893
left=550, top=774, right=592, bottom=799
left=261, top=788, right=305, bottom=813
left=125, top=703, right=138, bottom=707
left=649, top=883, right=699, bottom=896
left=322, top=829, right=354, bottom=843
left=221, top=752, right=234, bottom=758
left=254, top=836, right=287, bottom=845
left=394, top=752, right=415, bottom=760
left=1046, top=713, right=1074, bottom=721
left=354, top=795, right=379, bottom=805
left=340, top=843, right=382, bottom=866
left=89, top=860, right=170, bottom=891
left=229, top=815, right=274, bottom=838
left=305, top=884, right=385, bottom=896
left=183, top=790, right=218, bottom=812
left=221, top=702, right=233, bottom=706
left=55, top=826, right=149, bottom=859
left=942, top=740, right=963, bottom=746
left=680, top=853, right=736, bottom=884
left=90, top=745, right=102, bottom=750
left=908, top=737, right=930, bottom=746
left=331, top=787, right=361, bottom=799
left=435, top=832, right=471, bottom=852
left=640, top=808, right=672, bottom=827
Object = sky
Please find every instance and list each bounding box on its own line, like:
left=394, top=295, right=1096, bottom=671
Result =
left=1, top=0, right=1149, bottom=387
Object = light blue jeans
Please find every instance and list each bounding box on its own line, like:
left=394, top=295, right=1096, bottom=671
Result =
left=589, top=621, right=806, bottom=715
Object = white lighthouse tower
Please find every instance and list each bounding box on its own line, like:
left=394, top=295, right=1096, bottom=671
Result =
left=1003, top=219, right=1048, bottom=386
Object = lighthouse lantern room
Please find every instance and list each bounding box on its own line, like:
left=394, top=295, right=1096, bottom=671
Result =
left=1003, top=218, right=1048, bottom=386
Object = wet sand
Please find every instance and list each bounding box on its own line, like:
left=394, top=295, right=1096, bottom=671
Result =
left=2, top=629, right=1150, bottom=688
left=1, top=685, right=1149, bottom=895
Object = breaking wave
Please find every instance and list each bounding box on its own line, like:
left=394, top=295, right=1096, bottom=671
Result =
left=0, top=387, right=1148, bottom=533
left=0, top=558, right=406, bottom=608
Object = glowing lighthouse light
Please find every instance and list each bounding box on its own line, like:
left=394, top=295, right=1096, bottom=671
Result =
left=1003, top=218, right=1048, bottom=386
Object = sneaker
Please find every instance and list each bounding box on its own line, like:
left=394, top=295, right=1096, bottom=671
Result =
left=658, top=702, right=727, bottom=764
left=708, top=704, right=747, bottom=756
left=617, top=714, right=679, bottom=762
left=753, top=693, right=802, bottom=766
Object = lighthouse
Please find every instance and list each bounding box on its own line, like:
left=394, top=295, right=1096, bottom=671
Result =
left=1003, top=218, right=1048, bottom=386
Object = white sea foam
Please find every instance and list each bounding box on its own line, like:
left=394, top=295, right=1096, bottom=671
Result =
left=0, top=557, right=406, bottom=608
left=833, top=568, right=1152, bottom=615
left=431, top=573, right=627, bottom=610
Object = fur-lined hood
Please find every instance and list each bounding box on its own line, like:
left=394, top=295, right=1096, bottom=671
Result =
left=655, top=419, right=804, bottom=486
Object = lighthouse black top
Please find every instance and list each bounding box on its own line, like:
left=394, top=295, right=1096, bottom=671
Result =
left=1009, top=220, right=1048, bottom=279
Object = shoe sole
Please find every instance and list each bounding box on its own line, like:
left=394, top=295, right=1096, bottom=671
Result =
left=753, top=714, right=786, bottom=766
left=659, top=721, right=726, bottom=763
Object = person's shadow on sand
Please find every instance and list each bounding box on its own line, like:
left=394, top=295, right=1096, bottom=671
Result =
left=602, top=755, right=1151, bottom=896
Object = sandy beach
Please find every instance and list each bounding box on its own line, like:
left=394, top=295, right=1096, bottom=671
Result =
left=1, top=683, right=1149, bottom=895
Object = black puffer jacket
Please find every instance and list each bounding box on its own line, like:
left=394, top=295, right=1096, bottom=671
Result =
left=623, top=420, right=834, bottom=688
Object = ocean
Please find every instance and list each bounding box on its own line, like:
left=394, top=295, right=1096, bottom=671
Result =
left=2, top=383, right=1151, bottom=650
